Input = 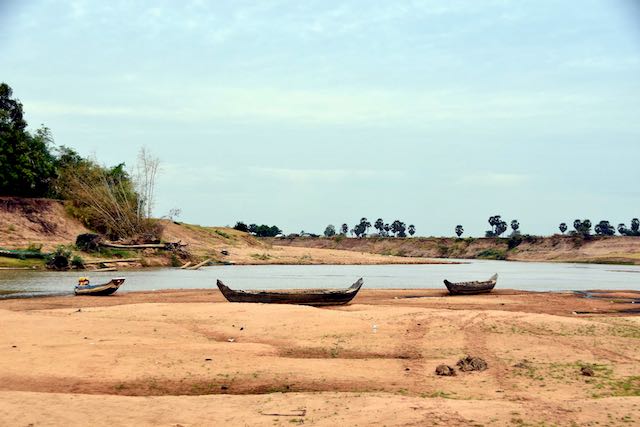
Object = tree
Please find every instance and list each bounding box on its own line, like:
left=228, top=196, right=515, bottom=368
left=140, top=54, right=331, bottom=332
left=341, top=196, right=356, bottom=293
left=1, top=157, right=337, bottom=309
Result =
left=383, top=223, right=390, bottom=236
left=234, top=222, right=249, bottom=232
left=486, top=215, right=507, bottom=237
left=573, top=219, right=592, bottom=236
left=134, top=147, right=159, bottom=219
left=324, top=224, right=336, bottom=237
left=408, top=224, right=415, bottom=236
left=455, top=225, right=464, bottom=237
left=248, top=224, right=282, bottom=237
left=391, top=220, right=406, bottom=237
left=594, top=220, right=615, bottom=236
left=559, top=223, right=567, bottom=234
left=510, top=220, right=520, bottom=233
left=617, top=218, right=640, bottom=236
left=353, top=217, right=371, bottom=238
left=0, top=83, right=57, bottom=197
left=374, top=218, right=385, bottom=235
left=341, top=223, right=349, bottom=235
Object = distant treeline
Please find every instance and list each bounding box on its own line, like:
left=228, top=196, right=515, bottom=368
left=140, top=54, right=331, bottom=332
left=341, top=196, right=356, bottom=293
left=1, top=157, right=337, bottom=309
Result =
left=452, top=215, right=640, bottom=238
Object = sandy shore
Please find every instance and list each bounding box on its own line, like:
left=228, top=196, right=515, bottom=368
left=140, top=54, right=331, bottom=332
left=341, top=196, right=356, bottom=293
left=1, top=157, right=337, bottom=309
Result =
left=1, top=289, right=639, bottom=426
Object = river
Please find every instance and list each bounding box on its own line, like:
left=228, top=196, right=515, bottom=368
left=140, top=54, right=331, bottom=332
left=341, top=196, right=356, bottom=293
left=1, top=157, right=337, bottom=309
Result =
left=1, top=259, right=639, bottom=298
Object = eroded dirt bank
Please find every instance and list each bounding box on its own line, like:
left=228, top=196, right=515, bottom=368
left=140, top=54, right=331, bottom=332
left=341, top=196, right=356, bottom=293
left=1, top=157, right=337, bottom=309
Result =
left=1, top=289, right=639, bottom=426
left=271, top=235, right=640, bottom=265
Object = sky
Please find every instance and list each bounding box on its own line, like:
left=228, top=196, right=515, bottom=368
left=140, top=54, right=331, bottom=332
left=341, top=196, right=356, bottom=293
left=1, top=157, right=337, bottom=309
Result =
left=1, top=0, right=639, bottom=236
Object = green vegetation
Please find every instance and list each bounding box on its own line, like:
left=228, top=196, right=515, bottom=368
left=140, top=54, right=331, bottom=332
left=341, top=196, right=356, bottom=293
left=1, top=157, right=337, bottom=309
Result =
left=476, top=248, right=507, bottom=260
left=1, top=82, right=162, bottom=242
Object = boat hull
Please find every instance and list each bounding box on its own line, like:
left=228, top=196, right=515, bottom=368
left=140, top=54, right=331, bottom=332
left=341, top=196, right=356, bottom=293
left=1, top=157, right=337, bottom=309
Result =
left=444, top=274, right=497, bottom=295
left=216, top=278, right=363, bottom=306
left=75, top=278, right=125, bottom=296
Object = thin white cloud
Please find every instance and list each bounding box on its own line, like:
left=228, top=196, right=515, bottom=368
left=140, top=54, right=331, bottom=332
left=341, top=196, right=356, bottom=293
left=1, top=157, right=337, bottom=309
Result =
left=253, top=167, right=406, bottom=182
left=458, top=172, right=530, bottom=187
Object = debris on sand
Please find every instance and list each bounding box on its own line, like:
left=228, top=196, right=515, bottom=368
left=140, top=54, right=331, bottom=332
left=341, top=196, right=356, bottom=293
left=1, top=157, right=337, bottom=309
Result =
left=513, top=359, right=532, bottom=369
left=457, top=355, right=488, bottom=372
left=581, top=366, right=595, bottom=377
left=435, top=364, right=457, bottom=376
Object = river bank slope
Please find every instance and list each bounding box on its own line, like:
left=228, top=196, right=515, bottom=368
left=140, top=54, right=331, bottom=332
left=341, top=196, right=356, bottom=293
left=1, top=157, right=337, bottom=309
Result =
left=270, top=234, right=640, bottom=265
left=0, top=197, right=443, bottom=268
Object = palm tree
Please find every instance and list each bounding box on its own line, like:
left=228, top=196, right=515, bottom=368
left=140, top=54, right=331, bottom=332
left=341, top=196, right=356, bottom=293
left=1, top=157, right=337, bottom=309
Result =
left=374, top=218, right=384, bottom=235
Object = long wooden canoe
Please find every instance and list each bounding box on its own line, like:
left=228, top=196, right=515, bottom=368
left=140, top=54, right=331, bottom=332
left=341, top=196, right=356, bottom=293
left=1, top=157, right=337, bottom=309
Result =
left=444, top=274, right=497, bottom=295
left=216, top=278, right=364, bottom=306
left=75, top=278, right=125, bottom=296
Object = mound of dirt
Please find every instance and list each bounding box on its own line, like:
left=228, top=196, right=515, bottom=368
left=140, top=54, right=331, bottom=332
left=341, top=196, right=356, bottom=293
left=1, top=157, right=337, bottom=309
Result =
left=0, top=197, right=90, bottom=250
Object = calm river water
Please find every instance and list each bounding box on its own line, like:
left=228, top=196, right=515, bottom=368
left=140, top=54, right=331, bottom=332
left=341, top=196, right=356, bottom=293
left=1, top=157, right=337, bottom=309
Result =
left=1, top=260, right=639, bottom=298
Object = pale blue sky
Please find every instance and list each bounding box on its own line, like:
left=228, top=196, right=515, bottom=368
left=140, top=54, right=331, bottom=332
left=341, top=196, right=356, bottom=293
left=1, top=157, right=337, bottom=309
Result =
left=1, top=0, right=639, bottom=236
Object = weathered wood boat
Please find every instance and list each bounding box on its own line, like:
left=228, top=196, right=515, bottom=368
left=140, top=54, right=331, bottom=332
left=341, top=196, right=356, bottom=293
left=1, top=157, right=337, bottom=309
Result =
left=74, top=278, right=125, bottom=296
left=444, top=274, right=497, bottom=295
left=216, top=278, right=364, bottom=306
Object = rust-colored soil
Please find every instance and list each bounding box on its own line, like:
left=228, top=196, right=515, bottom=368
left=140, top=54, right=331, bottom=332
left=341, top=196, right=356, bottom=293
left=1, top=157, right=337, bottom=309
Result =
left=1, top=289, right=639, bottom=426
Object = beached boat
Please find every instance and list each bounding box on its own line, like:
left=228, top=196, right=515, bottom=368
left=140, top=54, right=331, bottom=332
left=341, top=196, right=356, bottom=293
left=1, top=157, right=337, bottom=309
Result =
left=216, top=278, right=364, bottom=306
left=444, top=274, right=498, bottom=295
left=74, top=278, right=125, bottom=296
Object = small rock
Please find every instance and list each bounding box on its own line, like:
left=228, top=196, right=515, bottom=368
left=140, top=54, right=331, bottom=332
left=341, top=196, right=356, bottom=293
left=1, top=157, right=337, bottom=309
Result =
left=435, top=364, right=457, bottom=376
left=227, top=338, right=235, bottom=342
left=75, top=308, right=82, bottom=313
left=456, top=355, right=488, bottom=372
left=405, top=367, right=410, bottom=371
left=240, top=327, right=244, bottom=331
left=221, top=385, right=228, bottom=390
left=204, top=358, right=212, bottom=362
left=581, top=366, right=595, bottom=377
left=11, top=345, right=17, bottom=348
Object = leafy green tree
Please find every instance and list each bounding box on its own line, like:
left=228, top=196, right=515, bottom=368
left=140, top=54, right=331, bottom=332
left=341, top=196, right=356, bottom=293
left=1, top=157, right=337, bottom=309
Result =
left=324, top=224, right=336, bottom=237
left=383, top=223, right=390, bottom=236
left=391, top=220, right=406, bottom=237
left=408, top=224, right=415, bottom=236
left=510, top=220, right=520, bottom=232
left=374, top=218, right=384, bottom=235
left=0, top=83, right=56, bottom=197
left=594, top=220, right=615, bottom=236
left=233, top=222, right=249, bottom=232
left=559, top=223, right=567, bottom=234
left=341, top=223, right=349, bottom=235
left=353, top=217, right=371, bottom=238
left=573, top=219, right=592, bottom=236
left=486, top=215, right=507, bottom=237
left=455, top=225, right=464, bottom=237
left=617, top=219, right=640, bottom=236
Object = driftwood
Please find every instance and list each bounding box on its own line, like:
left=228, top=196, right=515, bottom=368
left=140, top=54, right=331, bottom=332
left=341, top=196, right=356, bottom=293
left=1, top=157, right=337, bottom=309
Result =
left=101, top=241, right=187, bottom=250
left=93, top=267, right=118, bottom=272
left=187, top=258, right=212, bottom=270
left=179, top=261, right=192, bottom=269
left=83, top=258, right=142, bottom=265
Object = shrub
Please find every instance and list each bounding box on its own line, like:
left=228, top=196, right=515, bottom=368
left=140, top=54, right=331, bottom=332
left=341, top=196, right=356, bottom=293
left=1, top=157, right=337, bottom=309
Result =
left=46, top=245, right=72, bottom=270
left=71, top=255, right=85, bottom=269
left=476, top=249, right=507, bottom=260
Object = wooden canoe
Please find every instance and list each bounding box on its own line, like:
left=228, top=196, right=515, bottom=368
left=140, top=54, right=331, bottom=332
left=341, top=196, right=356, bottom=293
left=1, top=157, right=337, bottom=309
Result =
left=216, top=278, right=364, bottom=306
left=444, top=274, right=497, bottom=295
left=74, top=278, right=125, bottom=296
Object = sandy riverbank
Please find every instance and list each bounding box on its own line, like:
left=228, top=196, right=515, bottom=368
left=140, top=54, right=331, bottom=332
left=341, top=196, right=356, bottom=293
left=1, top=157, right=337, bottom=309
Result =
left=1, top=289, right=639, bottom=426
